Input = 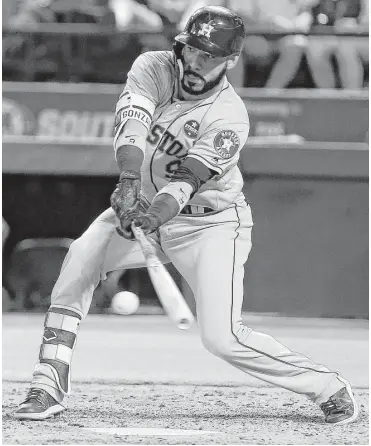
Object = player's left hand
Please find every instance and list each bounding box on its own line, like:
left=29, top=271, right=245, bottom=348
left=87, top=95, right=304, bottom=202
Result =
left=116, top=210, right=160, bottom=239
left=132, top=213, right=161, bottom=236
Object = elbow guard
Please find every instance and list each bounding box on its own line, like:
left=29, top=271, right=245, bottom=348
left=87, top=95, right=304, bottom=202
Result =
left=113, top=91, right=154, bottom=156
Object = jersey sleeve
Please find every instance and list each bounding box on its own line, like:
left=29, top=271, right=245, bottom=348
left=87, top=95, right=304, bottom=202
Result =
left=114, top=53, right=162, bottom=142
left=187, top=120, right=250, bottom=176
left=124, top=52, right=162, bottom=104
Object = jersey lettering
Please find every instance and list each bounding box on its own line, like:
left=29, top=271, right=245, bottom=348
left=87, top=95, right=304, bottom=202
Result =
left=165, top=159, right=182, bottom=177
left=157, top=132, right=174, bottom=152
left=147, top=124, right=164, bottom=145
left=147, top=125, right=187, bottom=159
left=147, top=125, right=188, bottom=179
left=166, top=140, right=184, bottom=157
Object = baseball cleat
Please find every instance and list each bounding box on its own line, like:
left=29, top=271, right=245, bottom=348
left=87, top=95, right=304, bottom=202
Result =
left=320, top=380, right=359, bottom=425
left=14, top=388, right=65, bottom=420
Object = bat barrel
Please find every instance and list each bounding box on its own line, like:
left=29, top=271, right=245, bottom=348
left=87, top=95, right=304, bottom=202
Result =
left=132, top=222, right=195, bottom=331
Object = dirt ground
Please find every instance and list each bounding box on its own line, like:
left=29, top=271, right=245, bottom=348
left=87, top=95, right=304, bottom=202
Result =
left=3, top=313, right=369, bottom=445
left=3, top=381, right=369, bottom=445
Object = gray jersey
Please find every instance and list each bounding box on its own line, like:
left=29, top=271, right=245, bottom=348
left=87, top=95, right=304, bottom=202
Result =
left=115, top=50, right=250, bottom=211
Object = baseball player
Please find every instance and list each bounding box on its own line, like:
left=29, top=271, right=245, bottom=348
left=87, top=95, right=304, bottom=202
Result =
left=15, top=6, right=358, bottom=425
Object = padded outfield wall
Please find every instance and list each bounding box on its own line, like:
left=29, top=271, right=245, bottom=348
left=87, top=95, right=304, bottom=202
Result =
left=2, top=83, right=369, bottom=318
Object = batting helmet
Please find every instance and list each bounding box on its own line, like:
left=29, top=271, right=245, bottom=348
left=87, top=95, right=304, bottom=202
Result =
left=174, top=6, right=245, bottom=58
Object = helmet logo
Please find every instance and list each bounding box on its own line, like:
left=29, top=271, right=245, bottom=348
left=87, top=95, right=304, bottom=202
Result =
left=196, top=23, right=214, bottom=39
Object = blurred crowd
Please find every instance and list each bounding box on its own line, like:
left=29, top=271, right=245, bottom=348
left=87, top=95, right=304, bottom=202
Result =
left=3, top=0, right=369, bottom=87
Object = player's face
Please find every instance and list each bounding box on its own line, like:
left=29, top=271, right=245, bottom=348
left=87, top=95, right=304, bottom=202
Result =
left=181, top=45, right=228, bottom=95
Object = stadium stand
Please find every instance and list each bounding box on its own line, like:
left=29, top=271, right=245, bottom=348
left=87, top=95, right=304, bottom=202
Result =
left=2, top=0, right=368, bottom=87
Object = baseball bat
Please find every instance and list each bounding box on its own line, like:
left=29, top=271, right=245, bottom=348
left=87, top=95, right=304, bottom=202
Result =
left=131, top=223, right=194, bottom=330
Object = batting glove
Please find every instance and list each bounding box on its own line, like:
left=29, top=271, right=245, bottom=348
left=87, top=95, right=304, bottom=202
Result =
left=132, top=213, right=162, bottom=236
left=110, top=170, right=140, bottom=220
left=116, top=208, right=159, bottom=240
left=115, top=205, right=141, bottom=239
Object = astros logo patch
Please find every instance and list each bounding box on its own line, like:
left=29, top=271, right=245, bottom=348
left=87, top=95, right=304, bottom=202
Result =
left=213, top=130, right=240, bottom=159
left=184, top=120, right=199, bottom=139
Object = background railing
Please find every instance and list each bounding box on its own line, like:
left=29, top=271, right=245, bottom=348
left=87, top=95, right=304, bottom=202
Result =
left=3, top=25, right=369, bottom=85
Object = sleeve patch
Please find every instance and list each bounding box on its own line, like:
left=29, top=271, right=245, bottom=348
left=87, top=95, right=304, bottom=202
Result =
left=184, top=120, right=200, bottom=139
left=213, top=130, right=240, bottom=159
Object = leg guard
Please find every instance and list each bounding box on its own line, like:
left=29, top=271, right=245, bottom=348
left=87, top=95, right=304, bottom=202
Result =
left=37, top=306, right=82, bottom=395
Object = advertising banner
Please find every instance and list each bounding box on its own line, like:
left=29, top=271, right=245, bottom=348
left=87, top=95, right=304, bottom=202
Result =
left=2, top=82, right=369, bottom=176
left=3, top=82, right=368, bottom=141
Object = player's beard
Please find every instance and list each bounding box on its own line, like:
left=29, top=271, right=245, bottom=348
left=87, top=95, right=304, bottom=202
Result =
left=181, top=65, right=227, bottom=96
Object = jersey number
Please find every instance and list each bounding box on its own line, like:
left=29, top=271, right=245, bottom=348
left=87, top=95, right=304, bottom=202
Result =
left=147, top=124, right=187, bottom=178
left=165, top=159, right=182, bottom=177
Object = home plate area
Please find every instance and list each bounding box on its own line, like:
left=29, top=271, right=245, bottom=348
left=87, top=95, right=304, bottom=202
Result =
left=3, top=381, right=369, bottom=445
left=86, top=427, right=223, bottom=436
left=3, top=315, right=368, bottom=445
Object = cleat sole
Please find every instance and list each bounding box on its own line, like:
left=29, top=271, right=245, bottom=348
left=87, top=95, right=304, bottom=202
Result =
left=14, top=404, right=65, bottom=421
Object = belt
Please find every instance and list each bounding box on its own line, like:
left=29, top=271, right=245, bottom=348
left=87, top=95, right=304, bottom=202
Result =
left=180, top=205, right=214, bottom=215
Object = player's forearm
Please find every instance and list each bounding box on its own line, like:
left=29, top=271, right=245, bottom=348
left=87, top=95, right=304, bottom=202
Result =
left=145, top=157, right=216, bottom=226
left=111, top=121, right=146, bottom=228
left=146, top=192, right=184, bottom=227
left=115, top=145, right=144, bottom=175
left=114, top=119, right=147, bottom=175
left=147, top=180, right=193, bottom=225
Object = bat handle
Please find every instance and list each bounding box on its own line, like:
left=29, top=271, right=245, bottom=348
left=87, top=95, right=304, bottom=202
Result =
left=131, top=222, right=143, bottom=238
left=131, top=223, right=156, bottom=258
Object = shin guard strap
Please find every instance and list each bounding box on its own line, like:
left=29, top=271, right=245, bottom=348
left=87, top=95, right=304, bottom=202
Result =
left=45, top=310, right=80, bottom=334
left=40, top=344, right=73, bottom=364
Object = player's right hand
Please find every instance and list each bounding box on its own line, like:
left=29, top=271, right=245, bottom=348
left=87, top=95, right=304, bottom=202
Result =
left=110, top=170, right=141, bottom=236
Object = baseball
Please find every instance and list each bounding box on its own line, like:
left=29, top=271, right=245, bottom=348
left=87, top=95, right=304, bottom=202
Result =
left=111, top=291, right=140, bottom=315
